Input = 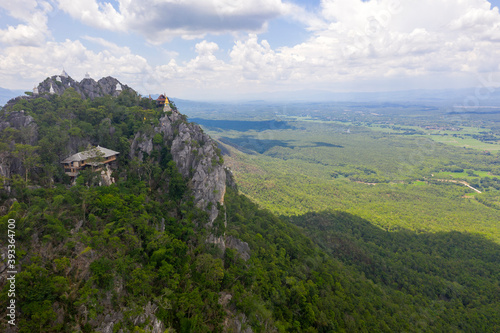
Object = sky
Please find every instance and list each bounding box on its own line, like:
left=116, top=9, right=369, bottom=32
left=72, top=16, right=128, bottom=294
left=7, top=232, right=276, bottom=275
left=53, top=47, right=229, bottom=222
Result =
left=1, top=0, right=500, bottom=100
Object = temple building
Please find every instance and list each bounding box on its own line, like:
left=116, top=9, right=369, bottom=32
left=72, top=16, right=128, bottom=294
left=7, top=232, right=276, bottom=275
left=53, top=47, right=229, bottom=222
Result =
left=163, top=99, right=172, bottom=112
left=61, top=146, right=119, bottom=178
left=156, top=93, right=168, bottom=107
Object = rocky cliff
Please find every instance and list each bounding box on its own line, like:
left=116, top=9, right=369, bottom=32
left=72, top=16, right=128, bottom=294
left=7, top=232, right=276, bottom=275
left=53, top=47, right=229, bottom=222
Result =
left=3, top=74, right=133, bottom=112
left=0, top=74, right=249, bottom=332
left=35, top=74, right=131, bottom=100
left=0, top=110, right=38, bottom=182
left=0, top=110, right=38, bottom=143
left=131, top=110, right=230, bottom=233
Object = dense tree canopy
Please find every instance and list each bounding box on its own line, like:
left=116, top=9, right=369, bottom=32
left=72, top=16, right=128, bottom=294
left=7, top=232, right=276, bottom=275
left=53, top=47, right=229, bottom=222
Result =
left=0, top=90, right=499, bottom=332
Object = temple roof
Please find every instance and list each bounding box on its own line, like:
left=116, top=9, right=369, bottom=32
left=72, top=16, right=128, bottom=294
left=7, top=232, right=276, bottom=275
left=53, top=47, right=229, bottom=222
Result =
left=61, top=146, right=119, bottom=164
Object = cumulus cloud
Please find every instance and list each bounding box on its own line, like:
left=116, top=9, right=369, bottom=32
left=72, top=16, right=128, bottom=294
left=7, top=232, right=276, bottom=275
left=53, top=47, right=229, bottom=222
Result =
left=56, top=0, right=288, bottom=43
left=124, top=0, right=500, bottom=98
left=3, top=0, right=500, bottom=99
left=0, top=0, right=52, bottom=46
left=247, top=0, right=500, bottom=88
left=230, top=35, right=281, bottom=80
left=0, top=38, right=151, bottom=91
left=57, top=0, right=125, bottom=31
left=152, top=0, right=500, bottom=96
left=82, top=36, right=133, bottom=55
left=155, top=40, right=231, bottom=93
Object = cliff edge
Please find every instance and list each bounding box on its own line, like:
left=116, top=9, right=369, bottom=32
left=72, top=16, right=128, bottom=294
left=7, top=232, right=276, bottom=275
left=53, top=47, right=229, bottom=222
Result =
left=131, top=109, right=230, bottom=230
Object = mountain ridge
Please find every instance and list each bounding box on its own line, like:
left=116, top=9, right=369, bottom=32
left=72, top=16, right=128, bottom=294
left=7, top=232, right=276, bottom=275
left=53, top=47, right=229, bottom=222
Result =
left=0, top=75, right=499, bottom=332
left=3, top=74, right=133, bottom=111
left=1, top=75, right=230, bottom=236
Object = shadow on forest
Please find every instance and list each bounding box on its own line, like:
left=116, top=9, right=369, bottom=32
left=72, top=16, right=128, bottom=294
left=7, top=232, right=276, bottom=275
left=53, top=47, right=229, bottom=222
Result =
left=190, top=118, right=294, bottom=132
left=218, top=136, right=344, bottom=154
left=309, top=141, right=344, bottom=148
left=287, top=210, right=500, bottom=301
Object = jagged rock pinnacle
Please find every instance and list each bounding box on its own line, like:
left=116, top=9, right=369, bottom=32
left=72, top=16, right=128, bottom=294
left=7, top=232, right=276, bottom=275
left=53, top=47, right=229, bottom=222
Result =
left=35, top=73, right=132, bottom=100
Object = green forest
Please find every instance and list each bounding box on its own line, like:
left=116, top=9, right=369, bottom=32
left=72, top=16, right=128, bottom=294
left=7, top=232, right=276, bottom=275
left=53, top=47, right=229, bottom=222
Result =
left=0, top=89, right=499, bottom=332
left=195, top=115, right=500, bottom=243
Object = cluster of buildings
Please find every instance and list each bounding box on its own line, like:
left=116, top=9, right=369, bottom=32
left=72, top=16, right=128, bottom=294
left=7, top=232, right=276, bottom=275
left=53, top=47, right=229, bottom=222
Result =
left=154, top=93, right=173, bottom=112
left=61, top=94, right=174, bottom=179
left=34, top=70, right=175, bottom=180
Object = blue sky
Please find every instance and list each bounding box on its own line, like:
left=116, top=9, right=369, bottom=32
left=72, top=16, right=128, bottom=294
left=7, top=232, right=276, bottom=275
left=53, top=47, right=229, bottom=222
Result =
left=1, top=0, right=500, bottom=100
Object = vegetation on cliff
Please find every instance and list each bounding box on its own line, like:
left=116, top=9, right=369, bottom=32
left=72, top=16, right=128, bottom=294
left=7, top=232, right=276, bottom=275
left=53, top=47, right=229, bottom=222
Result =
left=0, top=87, right=499, bottom=332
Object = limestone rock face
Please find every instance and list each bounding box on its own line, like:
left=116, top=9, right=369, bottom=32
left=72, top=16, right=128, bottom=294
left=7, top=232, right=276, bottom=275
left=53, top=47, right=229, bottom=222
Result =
left=0, top=110, right=38, bottom=144
left=79, top=78, right=103, bottom=99
left=131, top=111, right=229, bottom=225
left=0, top=164, right=9, bottom=183
left=96, top=76, right=125, bottom=97
left=0, top=110, right=38, bottom=181
left=225, top=167, right=238, bottom=190
left=130, top=133, right=154, bottom=161
left=225, top=313, right=254, bottom=333
left=64, top=137, right=92, bottom=158
left=100, top=165, right=115, bottom=186
left=91, top=301, right=164, bottom=333
left=226, top=236, right=251, bottom=261
left=36, top=75, right=131, bottom=100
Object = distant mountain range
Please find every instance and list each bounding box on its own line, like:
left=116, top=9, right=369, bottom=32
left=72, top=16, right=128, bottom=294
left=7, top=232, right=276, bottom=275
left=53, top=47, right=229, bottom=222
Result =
left=0, top=87, right=25, bottom=106
left=216, top=87, right=500, bottom=105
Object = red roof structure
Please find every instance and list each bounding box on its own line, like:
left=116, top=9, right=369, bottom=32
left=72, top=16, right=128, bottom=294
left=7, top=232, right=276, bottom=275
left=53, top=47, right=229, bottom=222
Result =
left=156, top=94, right=166, bottom=107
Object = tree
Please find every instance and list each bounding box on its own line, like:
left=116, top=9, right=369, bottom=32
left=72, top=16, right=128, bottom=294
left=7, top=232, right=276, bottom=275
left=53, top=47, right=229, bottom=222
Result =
left=195, top=253, right=224, bottom=289
left=85, top=146, right=106, bottom=174
left=13, top=144, right=41, bottom=183
left=78, top=147, right=105, bottom=187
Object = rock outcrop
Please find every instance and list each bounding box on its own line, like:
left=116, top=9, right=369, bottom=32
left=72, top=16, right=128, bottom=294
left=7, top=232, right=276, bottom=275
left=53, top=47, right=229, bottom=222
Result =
left=0, top=75, right=247, bottom=331
left=100, top=165, right=115, bottom=186
left=3, top=74, right=132, bottom=112
left=0, top=110, right=38, bottom=144
left=93, top=301, right=165, bottom=333
left=35, top=75, right=131, bottom=100
left=226, top=236, right=251, bottom=261
left=131, top=110, right=228, bottom=225
left=0, top=110, right=38, bottom=182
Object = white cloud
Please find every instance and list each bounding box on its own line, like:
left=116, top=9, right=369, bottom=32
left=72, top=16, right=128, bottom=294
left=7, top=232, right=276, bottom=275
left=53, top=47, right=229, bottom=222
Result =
left=0, top=38, right=151, bottom=91
left=230, top=35, right=282, bottom=80
left=155, top=40, right=231, bottom=91
left=0, top=0, right=52, bottom=46
left=130, top=0, right=500, bottom=99
left=3, top=0, right=500, bottom=100
left=57, top=0, right=125, bottom=31
left=0, top=0, right=43, bottom=20
left=255, top=0, right=500, bottom=89
left=0, top=20, right=46, bottom=46
left=195, top=40, right=219, bottom=55
left=55, top=0, right=288, bottom=43
left=170, top=0, right=500, bottom=95
left=82, top=36, right=132, bottom=55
